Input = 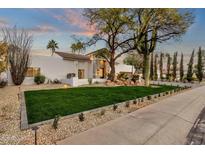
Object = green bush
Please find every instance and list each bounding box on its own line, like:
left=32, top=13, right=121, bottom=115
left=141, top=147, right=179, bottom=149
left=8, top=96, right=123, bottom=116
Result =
left=147, top=95, right=152, bottom=100
left=131, top=74, right=139, bottom=83
left=78, top=113, right=85, bottom=122
left=113, top=104, right=118, bottom=111
left=100, top=109, right=105, bottom=116
left=117, top=72, right=129, bottom=81
left=0, top=79, right=7, bottom=88
left=52, top=115, right=60, bottom=130
left=125, top=101, right=130, bottom=108
left=34, top=75, right=45, bottom=84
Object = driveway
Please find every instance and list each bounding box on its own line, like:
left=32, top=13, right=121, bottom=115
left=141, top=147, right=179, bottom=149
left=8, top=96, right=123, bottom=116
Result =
left=57, top=85, right=205, bottom=145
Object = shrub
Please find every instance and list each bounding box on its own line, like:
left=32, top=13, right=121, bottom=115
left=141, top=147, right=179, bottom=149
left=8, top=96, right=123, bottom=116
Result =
left=52, top=79, right=61, bottom=84
left=88, top=78, right=92, bottom=85
left=78, top=113, right=85, bottom=122
left=0, top=79, right=7, bottom=88
left=94, top=81, right=99, bottom=84
left=125, top=101, right=130, bottom=108
left=117, top=72, right=129, bottom=81
left=34, top=75, right=45, bottom=84
left=147, top=95, right=152, bottom=100
left=113, top=104, right=118, bottom=111
left=133, top=100, right=137, bottom=104
left=52, top=115, right=60, bottom=130
left=100, top=109, right=105, bottom=116
left=165, top=91, right=169, bottom=95
left=131, top=74, right=139, bottom=83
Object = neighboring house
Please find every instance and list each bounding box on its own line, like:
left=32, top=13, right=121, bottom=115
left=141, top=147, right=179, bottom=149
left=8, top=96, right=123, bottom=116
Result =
left=6, top=50, right=133, bottom=86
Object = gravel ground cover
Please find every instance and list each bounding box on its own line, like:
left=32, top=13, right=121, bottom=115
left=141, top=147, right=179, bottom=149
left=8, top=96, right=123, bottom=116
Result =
left=0, top=84, right=182, bottom=145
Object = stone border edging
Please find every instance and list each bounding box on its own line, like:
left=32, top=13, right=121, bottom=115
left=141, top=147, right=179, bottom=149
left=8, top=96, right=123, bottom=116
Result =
left=20, top=84, right=190, bottom=130
left=20, top=92, right=29, bottom=130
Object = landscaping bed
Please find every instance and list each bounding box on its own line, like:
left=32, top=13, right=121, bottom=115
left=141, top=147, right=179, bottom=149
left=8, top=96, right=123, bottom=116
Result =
left=24, top=85, right=177, bottom=124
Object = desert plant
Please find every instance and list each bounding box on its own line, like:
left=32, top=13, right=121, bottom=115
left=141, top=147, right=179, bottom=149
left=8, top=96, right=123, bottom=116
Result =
left=150, top=52, right=154, bottom=80
left=133, top=99, right=137, bottom=104
left=52, top=79, right=61, bottom=84
left=172, top=52, right=178, bottom=81
left=196, top=47, right=203, bottom=82
left=166, top=53, right=172, bottom=81
left=88, top=78, right=93, bottom=85
left=154, top=54, right=158, bottom=80
left=131, top=74, right=139, bottom=83
left=187, top=50, right=195, bottom=82
left=34, top=75, right=45, bottom=85
left=0, top=42, right=8, bottom=74
left=159, top=53, right=164, bottom=80
left=78, top=113, right=85, bottom=122
left=125, top=101, right=130, bottom=108
left=100, top=109, right=105, bottom=116
left=94, top=81, right=99, bottom=84
left=52, top=115, right=60, bottom=130
left=117, top=72, right=129, bottom=81
left=180, top=53, right=184, bottom=81
left=113, top=104, right=118, bottom=111
left=147, top=95, right=152, bottom=100
left=2, top=27, right=33, bottom=85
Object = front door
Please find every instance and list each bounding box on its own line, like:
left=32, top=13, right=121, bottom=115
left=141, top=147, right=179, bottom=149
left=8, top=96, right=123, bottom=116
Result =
left=78, top=69, right=85, bottom=79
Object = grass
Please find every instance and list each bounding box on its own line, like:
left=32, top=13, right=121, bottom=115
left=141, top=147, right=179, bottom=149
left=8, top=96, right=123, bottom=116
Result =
left=24, top=85, right=176, bottom=124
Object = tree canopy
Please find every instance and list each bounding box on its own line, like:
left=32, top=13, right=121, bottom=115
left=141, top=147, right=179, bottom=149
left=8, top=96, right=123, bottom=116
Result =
left=47, top=39, right=59, bottom=56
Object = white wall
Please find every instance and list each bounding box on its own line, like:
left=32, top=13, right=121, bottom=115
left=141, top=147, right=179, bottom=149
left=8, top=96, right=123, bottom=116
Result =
left=115, top=64, right=134, bottom=74
left=8, top=54, right=91, bottom=85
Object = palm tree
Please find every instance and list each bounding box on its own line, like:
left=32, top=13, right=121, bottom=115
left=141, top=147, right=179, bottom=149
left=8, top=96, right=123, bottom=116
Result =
left=47, top=40, right=59, bottom=56
left=70, top=41, right=85, bottom=54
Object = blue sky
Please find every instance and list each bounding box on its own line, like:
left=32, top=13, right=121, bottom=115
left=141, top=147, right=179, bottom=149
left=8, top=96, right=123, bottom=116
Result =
left=0, top=8, right=204, bottom=54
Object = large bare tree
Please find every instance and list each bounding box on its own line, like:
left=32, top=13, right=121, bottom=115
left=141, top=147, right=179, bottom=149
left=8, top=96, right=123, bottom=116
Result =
left=2, top=27, right=33, bottom=85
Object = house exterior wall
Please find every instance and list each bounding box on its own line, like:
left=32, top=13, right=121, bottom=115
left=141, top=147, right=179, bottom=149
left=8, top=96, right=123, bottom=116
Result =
left=7, top=54, right=91, bottom=85
left=115, top=64, right=134, bottom=74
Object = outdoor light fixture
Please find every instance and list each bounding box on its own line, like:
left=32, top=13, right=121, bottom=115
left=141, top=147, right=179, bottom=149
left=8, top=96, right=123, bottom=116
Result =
left=32, top=126, right=39, bottom=145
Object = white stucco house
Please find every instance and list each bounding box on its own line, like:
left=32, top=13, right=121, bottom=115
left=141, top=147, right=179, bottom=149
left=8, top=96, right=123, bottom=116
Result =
left=5, top=50, right=134, bottom=87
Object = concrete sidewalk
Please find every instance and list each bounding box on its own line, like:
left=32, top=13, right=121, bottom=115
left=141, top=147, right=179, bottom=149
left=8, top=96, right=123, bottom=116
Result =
left=57, top=86, right=205, bottom=145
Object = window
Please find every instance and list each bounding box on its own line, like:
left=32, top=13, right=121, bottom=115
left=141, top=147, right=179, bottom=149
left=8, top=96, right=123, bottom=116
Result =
left=26, top=67, right=40, bottom=77
left=78, top=69, right=85, bottom=79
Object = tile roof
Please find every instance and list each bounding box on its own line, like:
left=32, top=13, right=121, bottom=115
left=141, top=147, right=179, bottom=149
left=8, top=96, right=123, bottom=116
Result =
left=55, top=51, right=90, bottom=61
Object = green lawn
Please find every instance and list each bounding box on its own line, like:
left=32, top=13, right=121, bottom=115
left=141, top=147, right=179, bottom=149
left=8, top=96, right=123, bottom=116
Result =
left=24, top=85, right=176, bottom=124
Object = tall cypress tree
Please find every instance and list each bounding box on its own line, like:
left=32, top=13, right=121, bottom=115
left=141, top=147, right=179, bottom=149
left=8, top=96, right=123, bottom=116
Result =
left=154, top=54, right=158, bottom=80
left=166, top=53, right=171, bottom=80
left=172, top=52, right=178, bottom=81
left=197, top=47, right=203, bottom=82
left=159, top=53, right=164, bottom=80
left=150, top=52, right=154, bottom=80
left=180, top=53, right=184, bottom=81
left=187, top=50, right=195, bottom=82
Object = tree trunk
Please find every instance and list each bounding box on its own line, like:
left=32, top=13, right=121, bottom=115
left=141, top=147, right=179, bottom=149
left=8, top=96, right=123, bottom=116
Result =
left=108, top=60, right=115, bottom=81
left=144, top=53, right=151, bottom=86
